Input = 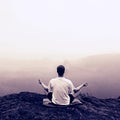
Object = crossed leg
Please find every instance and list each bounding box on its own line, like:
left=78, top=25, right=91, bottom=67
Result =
left=43, top=91, right=82, bottom=105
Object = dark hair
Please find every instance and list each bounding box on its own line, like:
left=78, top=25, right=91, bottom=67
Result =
left=57, top=65, right=65, bottom=76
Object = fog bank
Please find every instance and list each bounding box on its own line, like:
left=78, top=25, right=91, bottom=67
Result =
left=0, top=54, right=120, bottom=98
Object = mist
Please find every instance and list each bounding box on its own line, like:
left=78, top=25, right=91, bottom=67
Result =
left=0, top=54, right=120, bottom=98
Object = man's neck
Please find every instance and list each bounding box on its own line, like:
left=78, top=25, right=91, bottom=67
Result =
left=58, top=75, right=64, bottom=77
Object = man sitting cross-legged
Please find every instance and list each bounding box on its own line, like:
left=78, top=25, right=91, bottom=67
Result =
left=38, top=65, right=88, bottom=105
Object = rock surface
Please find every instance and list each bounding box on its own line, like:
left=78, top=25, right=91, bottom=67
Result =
left=0, top=92, right=120, bottom=120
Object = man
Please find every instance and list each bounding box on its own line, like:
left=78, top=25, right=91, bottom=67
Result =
left=38, top=65, right=88, bottom=105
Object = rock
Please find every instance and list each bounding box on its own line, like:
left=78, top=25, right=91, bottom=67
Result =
left=0, top=92, right=120, bottom=120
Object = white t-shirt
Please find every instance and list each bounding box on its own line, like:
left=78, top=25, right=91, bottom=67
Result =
left=48, top=77, right=74, bottom=105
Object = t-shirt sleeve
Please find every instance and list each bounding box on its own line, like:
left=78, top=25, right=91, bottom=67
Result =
left=48, top=79, right=53, bottom=92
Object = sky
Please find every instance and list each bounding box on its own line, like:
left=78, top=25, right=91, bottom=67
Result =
left=0, top=0, right=120, bottom=98
left=0, top=0, right=120, bottom=60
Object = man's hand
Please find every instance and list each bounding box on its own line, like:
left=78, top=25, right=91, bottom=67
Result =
left=38, top=79, right=42, bottom=85
left=83, top=83, right=88, bottom=87
left=38, top=80, right=48, bottom=92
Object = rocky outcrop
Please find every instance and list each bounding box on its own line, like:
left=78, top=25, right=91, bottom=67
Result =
left=0, top=92, right=120, bottom=120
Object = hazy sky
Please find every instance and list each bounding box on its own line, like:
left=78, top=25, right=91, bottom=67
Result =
left=0, top=0, right=120, bottom=60
left=0, top=1, right=120, bottom=98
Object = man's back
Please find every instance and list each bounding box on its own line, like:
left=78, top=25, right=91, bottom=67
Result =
left=48, top=77, right=74, bottom=105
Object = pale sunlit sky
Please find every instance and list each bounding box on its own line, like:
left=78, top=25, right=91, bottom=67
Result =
left=0, top=0, right=120, bottom=60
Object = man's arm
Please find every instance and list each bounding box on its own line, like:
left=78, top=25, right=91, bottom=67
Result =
left=73, top=83, right=88, bottom=93
left=38, top=79, right=48, bottom=92
left=72, top=83, right=88, bottom=98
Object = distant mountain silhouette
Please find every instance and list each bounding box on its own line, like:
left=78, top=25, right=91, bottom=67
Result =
left=0, top=92, right=120, bottom=120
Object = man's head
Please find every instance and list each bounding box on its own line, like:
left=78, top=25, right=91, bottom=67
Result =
left=57, top=65, right=65, bottom=77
